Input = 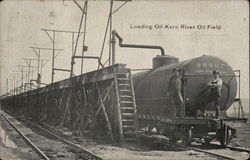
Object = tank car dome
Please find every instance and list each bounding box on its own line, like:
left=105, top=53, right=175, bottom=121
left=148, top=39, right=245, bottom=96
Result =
left=153, top=55, right=179, bottom=69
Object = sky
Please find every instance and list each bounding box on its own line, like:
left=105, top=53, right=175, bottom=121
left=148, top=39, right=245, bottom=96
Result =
left=0, top=0, right=249, bottom=102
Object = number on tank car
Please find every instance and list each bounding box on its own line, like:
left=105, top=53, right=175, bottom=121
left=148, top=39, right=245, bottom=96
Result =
left=196, top=63, right=225, bottom=69
left=194, top=69, right=204, bottom=73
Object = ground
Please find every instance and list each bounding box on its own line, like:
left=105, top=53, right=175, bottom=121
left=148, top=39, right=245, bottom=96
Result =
left=1, top=117, right=249, bottom=160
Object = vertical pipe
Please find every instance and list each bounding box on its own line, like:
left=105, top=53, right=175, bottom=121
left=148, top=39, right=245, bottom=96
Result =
left=13, top=75, right=15, bottom=95
left=13, top=75, right=16, bottom=107
left=10, top=79, right=13, bottom=94
left=30, top=70, right=33, bottom=90
left=98, top=0, right=113, bottom=69
left=9, top=80, right=11, bottom=95
left=51, top=31, right=55, bottom=83
left=21, top=67, right=24, bottom=92
left=6, top=79, right=8, bottom=94
left=111, top=31, right=116, bottom=65
left=70, top=38, right=74, bottom=78
left=28, top=61, right=31, bottom=86
left=40, top=61, right=43, bottom=82
left=70, top=2, right=85, bottom=78
left=72, top=33, right=75, bottom=57
left=37, top=49, right=40, bottom=76
left=37, top=50, right=41, bottom=88
left=81, top=1, right=88, bottom=74
left=109, top=0, right=113, bottom=66
left=16, top=76, right=19, bottom=94
left=26, top=72, right=28, bottom=91
left=31, top=68, right=34, bottom=80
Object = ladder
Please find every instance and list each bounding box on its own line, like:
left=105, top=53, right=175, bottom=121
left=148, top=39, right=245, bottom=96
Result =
left=114, top=68, right=138, bottom=142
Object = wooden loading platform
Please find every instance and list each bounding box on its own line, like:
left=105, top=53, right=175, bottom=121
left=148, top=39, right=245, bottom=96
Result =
left=0, top=64, right=138, bottom=143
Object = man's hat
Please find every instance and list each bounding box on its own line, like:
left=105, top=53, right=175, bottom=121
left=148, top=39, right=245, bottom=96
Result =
left=213, top=70, right=219, bottom=74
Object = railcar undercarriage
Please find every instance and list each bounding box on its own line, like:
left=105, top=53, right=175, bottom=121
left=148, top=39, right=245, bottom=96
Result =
left=138, top=114, right=236, bottom=146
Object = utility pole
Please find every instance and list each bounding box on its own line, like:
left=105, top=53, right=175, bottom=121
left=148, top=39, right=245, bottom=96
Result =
left=12, top=71, right=20, bottom=95
left=22, top=58, right=40, bottom=84
left=30, top=46, right=60, bottom=83
left=22, top=58, right=32, bottom=83
left=6, top=79, right=8, bottom=94
left=12, top=74, right=16, bottom=96
left=28, top=48, right=51, bottom=86
left=41, top=29, right=83, bottom=82
left=98, top=0, right=130, bottom=67
left=8, top=79, right=11, bottom=95
left=30, top=46, right=63, bottom=83
left=73, top=0, right=89, bottom=74
left=30, top=47, right=41, bottom=76
left=109, top=0, right=113, bottom=66
left=18, top=65, right=36, bottom=92
left=18, top=65, right=26, bottom=89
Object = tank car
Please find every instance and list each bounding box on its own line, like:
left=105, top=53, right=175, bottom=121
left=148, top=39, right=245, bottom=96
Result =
left=134, top=55, right=237, bottom=145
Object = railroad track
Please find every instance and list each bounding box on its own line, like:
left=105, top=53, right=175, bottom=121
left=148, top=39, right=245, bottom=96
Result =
left=139, top=133, right=250, bottom=160
left=2, top=110, right=249, bottom=160
left=0, top=111, right=102, bottom=160
left=184, top=144, right=248, bottom=160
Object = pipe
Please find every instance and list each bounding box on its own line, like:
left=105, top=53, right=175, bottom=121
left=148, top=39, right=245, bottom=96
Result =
left=112, top=30, right=165, bottom=56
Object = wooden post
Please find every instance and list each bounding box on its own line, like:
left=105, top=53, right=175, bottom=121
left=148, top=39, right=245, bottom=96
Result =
left=61, top=89, right=72, bottom=126
left=92, top=82, right=114, bottom=124
left=114, top=69, right=123, bottom=142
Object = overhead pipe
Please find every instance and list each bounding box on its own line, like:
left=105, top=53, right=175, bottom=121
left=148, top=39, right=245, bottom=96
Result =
left=111, top=30, right=165, bottom=65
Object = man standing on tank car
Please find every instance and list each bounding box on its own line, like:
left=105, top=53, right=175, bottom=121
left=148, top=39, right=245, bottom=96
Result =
left=168, top=68, right=184, bottom=118
left=207, top=70, right=223, bottom=118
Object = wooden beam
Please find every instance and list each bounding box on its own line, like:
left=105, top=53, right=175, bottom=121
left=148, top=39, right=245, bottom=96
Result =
left=60, top=89, right=72, bottom=126
left=95, top=82, right=114, bottom=142
left=114, top=69, right=123, bottom=141
left=93, top=82, right=114, bottom=124
left=82, top=82, right=114, bottom=133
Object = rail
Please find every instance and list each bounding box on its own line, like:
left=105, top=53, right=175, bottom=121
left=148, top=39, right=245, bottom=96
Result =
left=1, top=112, right=49, bottom=160
left=140, top=133, right=250, bottom=160
left=2, top=110, right=102, bottom=160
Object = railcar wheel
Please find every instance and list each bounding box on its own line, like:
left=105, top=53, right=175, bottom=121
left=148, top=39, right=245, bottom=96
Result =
left=219, top=138, right=225, bottom=147
left=147, top=126, right=153, bottom=132
left=169, top=132, right=178, bottom=143
left=218, top=124, right=229, bottom=147
left=181, top=127, right=192, bottom=146
left=204, top=137, right=211, bottom=146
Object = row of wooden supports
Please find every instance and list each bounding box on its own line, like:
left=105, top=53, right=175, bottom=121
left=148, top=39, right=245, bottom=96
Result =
left=57, top=78, right=116, bottom=142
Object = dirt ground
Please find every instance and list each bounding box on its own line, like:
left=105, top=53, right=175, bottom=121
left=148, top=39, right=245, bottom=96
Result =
left=229, top=122, right=250, bottom=149
left=0, top=120, right=218, bottom=160
left=0, top=142, right=25, bottom=160
left=50, top=125, right=220, bottom=160
left=0, top=117, right=39, bottom=160
left=1, top=115, right=249, bottom=160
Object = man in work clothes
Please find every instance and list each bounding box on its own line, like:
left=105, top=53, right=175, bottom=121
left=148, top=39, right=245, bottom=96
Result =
left=207, top=70, right=223, bottom=118
left=168, top=68, right=184, bottom=117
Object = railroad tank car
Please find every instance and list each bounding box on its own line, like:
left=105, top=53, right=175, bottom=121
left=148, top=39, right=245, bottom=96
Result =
left=133, top=55, right=237, bottom=118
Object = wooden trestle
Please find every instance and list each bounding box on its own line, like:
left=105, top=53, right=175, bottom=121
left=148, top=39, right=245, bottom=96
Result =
left=0, top=64, right=138, bottom=143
